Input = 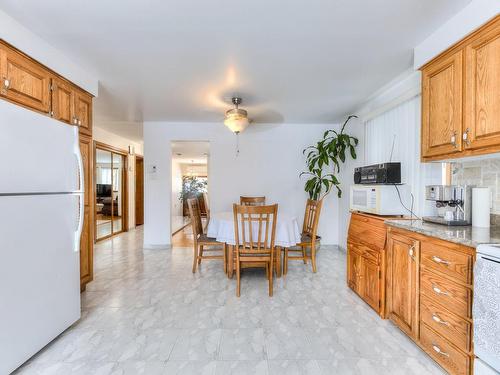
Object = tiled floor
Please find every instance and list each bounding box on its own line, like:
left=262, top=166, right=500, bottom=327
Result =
left=15, top=227, right=444, bottom=375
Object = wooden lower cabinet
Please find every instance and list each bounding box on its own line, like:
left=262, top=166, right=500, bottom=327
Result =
left=385, top=226, right=474, bottom=375
left=386, top=230, right=420, bottom=339
left=347, top=212, right=397, bottom=317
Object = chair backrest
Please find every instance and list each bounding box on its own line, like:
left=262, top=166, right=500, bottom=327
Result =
left=302, top=199, right=323, bottom=239
left=233, top=204, right=278, bottom=252
left=240, top=196, right=266, bottom=206
left=187, top=197, right=204, bottom=238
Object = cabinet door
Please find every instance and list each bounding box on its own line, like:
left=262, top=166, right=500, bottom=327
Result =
left=421, top=50, right=463, bottom=159
left=464, top=18, right=500, bottom=150
left=80, top=205, right=93, bottom=289
left=51, top=78, right=75, bottom=124
left=79, top=135, right=92, bottom=207
left=387, top=232, right=420, bottom=339
left=74, top=89, right=92, bottom=135
left=347, top=244, right=362, bottom=293
left=361, top=259, right=380, bottom=312
left=0, top=45, right=50, bottom=113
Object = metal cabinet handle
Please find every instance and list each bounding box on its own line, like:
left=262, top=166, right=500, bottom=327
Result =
left=432, top=313, right=449, bottom=326
left=432, top=284, right=450, bottom=296
left=450, top=131, right=457, bottom=148
left=408, top=244, right=416, bottom=261
left=78, top=119, right=82, bottom=126
left=73, top=117, right=78, bottom=125
left=463, top=128, right=470, bottom=146
left=3, top=78, right=10, bottom=89
left=432, top=344, right=450, bottom=357
left=432, top=256, right=450, bottom=265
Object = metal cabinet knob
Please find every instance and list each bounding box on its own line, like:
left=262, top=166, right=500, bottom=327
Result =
left=432, top=284, right=450, bottom=296
left=432, top=255, right=450, bottom=265
left=3, top=78, right=10, bottom=89
left=463, top=128, right=470, bottom=146
left=432, top=344, right=450, bottom=357
left=432, top=313, right=449, bottom=326
left=450, top=131, right=457, bottom=148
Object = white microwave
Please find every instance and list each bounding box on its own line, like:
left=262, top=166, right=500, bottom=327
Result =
left=349, top=184, right=410, bottom=216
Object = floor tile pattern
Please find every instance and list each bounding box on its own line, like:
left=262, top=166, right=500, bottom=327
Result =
left=15, top=228, right=445, bottom=374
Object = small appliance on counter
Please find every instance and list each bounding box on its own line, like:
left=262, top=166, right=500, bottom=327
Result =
left=349, top=184, right=410, bottom=216
left=422, top=185, right=472, bottom=226
left=354, top=162, right=401, bottom=184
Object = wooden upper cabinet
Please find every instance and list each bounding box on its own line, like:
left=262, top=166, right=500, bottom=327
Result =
left=74, top=89, right=92, bottom=135
left=51, top=77, right=74, bottom=124
left=421, top=50, right=463, bottom=159
left=0, top=45, right=50, bottom=113
left=386, top=231, right=420, bottom=339
left=464, top=18, right=500, bottom=150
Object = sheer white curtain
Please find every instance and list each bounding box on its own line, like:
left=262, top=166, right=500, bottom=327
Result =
left=364, top=95, right=442, bottom=216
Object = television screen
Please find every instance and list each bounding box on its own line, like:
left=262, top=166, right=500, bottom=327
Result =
left=96, top=184, right=112, bottom=197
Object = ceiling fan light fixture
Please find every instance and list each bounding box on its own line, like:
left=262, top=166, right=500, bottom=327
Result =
left=224, top=97, right=249, bottom=133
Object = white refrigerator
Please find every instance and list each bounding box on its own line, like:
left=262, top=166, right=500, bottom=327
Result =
left=0, top=100, right=84, bottom=374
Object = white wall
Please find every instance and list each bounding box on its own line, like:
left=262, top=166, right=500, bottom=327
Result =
left=143, top=122, right=342, bottom=248
left=0, top=9, right=98, bottom=95
left=93, top=126, right=144, bottom=229
left=171, top=159, right=184, bottom=218
left=414, top=0, right=500, bottom=68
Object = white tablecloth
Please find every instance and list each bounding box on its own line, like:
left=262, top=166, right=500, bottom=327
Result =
left=206, top=211, right=301, bottom=247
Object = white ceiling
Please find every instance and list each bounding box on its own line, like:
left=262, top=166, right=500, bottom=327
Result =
left=0, top=0, right=470, bottom=134
left=171, top=141, right=209, bottom=164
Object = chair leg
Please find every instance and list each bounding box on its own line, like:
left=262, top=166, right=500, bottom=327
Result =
left=198, top=245, right=203, bottom=265
left=192, top=243, right=198, bottom=273
left=311, top=244, right=317, bottom=273
left=284, top=248, right=288, bottom=275
left=302, top=245, right=307, bottom=264
left=269, top=261, right=273, bottom=297
left=236, top=260, right=241, bottom=297
left=265, top=263, right=269, bottom=280
left=276, top=247, right=282, bottom=278
left=223, top=244, right=227, bottom=274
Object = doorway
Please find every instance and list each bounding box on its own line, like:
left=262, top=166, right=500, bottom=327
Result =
left=135, top=155, right=144, bottom=227
left=171, top=141, right=209, bottom=243
left=94, top=142, right=128, bottom=241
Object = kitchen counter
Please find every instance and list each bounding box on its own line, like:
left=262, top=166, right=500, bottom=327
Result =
left=385, top=219, right=500, bottom=248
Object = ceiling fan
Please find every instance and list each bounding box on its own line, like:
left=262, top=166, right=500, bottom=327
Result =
left=223, top=97, right=250, bottom=134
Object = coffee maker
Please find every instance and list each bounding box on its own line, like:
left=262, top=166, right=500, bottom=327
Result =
left=423, top=185, right=472, bottom=226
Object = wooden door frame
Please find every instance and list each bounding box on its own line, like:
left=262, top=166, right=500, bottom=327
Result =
left=135, top=154, right=144, bottom=227
left=94, top=141, right=129, bottom=242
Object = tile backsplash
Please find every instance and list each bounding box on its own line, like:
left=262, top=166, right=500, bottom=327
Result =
left=451, top=158, right=500, bottom=213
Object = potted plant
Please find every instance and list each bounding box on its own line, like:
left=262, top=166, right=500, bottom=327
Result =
left=179, top=176, right=208, bottom=216
left=301, top=115, right=359, bottom=200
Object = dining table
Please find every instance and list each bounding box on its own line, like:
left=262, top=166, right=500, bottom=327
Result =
left=206, top=211, right=302, bottom=277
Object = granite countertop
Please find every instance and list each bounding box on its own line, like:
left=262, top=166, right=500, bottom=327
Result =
left=385, top=219, right=500, bottom=248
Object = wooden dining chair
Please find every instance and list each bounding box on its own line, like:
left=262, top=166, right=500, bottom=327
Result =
left=284, top=199, right=323, bottom=274
left=240, top=196, right=266, bottom=206
left=188, top=198, right=226, bottom=273
left=202, top=192, right=210, bottom=231
left=233, top=203, right=278, bottom=297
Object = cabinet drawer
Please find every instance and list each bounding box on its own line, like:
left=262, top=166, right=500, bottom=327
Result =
left=420, top=268, right=471, bottom=318
left=348, top=214, right=386, bottom=250
left=421, top=242, right=473, bottom=284
left=348, top=242, right=380, bottom=264
left=420, top=295, right=471, bottom=352
left=419, top=323, right=469, bottom=375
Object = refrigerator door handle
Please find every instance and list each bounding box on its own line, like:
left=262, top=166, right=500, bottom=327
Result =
left=74, top=135, right=85, bottom=253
